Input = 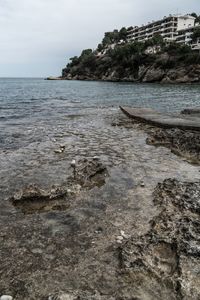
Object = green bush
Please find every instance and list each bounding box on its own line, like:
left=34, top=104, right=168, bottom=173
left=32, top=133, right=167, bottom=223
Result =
left=184, top=53, right=200, bottom=64
left=192, top=27, right=200, bottom=41
left=160, top=58, right=176, bottom=68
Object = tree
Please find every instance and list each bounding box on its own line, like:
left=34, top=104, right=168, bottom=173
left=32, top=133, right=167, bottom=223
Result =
left=112, top=29, right=120, bottom=43
left=81, top=49, right=93, bottom=57
left=69, top=56, right=80, bottom=67
left=127, top=26, right=133, bottom=31
left=97, top=43, right=104, bottom=52
left=191, top=12, right=198, bottom=19
left=152, top=34, right=164, bottom=46
left=102, top=34, right=112, bottom=47
left=191, top=12, right=200, bottom=23
left=102, top=30, right=121, bottom=46
left=81, top=53, right=96, bottom=70
left=119, top=27, right=128, bottom=42
left=192, top=27, right=200, bottom=41
left=177, top=45, right=191, bottom=54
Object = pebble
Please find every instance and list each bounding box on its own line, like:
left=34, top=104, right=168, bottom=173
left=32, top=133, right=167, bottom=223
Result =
left=59, top=145, right=66, bottom=149
left=140, top=181, right=145, bottom=187
left=93, top=156, right=99, bottom=160
left=54, top=149, right=63, bottom=154
left=0, top=296, right=13, bottom=300
left=117, top=235, right=124, bottom=241
left=120, top=230, right=129, bottom=238
left=116, top=239, right=123, bottom=244
left=95, top=227, right=103, bottom=234
left=71, top=160, right=76, bottom=167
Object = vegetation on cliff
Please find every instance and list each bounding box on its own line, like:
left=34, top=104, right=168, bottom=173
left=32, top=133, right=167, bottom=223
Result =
left=62, top=13, right=200, bottom=83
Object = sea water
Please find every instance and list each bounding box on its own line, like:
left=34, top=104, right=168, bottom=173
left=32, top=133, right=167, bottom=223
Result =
left=0, top=78, right=200, bottom=197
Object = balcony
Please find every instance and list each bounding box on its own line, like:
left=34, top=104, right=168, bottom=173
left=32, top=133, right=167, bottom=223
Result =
left=185, top=32, right=193, bottom=36
left=176, top=34, right=185, bottom=38
left=191, top=42, right=200, bottom=50
left=162, top=21, right=174, bottom=26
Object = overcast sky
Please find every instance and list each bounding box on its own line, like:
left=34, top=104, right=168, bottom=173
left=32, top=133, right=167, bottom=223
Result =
left=0, top=0, right=199, bottom=77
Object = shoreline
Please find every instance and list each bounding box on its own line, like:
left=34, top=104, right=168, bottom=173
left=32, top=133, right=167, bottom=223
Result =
left=0, top=105, right=200, bottom=299
left=46, top=76, right=200, bottom=85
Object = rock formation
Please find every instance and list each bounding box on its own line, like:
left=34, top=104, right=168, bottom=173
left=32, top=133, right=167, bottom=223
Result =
left=120, top=178, right=200, bottom=300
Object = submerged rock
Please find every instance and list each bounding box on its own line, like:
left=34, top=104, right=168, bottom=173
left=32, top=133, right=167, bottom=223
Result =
left=9, top=158, right=108, bottom=214
left=9, top=184, right=69, bottom=214
left=10, top=184, right=68, bottom=203
left=69, top=158, right=108, bottom=189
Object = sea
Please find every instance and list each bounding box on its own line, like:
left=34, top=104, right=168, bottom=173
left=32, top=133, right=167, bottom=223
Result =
left=0, top=78, right=200, bottom=200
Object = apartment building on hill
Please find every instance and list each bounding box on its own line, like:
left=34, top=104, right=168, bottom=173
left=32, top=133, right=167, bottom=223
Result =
left=176, top=24, right=200, bottom=50
left=127, top=14, right=200, bottom=50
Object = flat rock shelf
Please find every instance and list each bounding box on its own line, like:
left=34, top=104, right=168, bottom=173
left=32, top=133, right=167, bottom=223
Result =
left=120, top=106, right=200, bottom=131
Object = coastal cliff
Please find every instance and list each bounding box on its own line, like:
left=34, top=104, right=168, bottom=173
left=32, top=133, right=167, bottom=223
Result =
left=62, top=61, right=200, bottom=84
left=62, top=32, right=200, bottom=84
left=62, top=49, right=200, bottom=83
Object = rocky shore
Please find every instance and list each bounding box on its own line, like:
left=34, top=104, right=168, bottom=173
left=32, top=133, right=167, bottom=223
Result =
left=0, top=107, right=200, bottom=299
left=62, top=63, right=200, bottom=84
left=120, top=178, right=200, bottom=300
left=147, top=127, right=200, bottom=164
left=114, top=108, right=200, bottom=165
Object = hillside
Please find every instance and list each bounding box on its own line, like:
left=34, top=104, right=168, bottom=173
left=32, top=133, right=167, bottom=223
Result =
left=62, top=16, right=200, bottom=83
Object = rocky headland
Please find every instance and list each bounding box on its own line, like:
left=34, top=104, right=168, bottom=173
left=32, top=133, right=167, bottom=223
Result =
left=45, top=14, right=200, bottom=84
left=61, top=38, right=200, bottom=84
left=62, top=57, right=200, bottom=84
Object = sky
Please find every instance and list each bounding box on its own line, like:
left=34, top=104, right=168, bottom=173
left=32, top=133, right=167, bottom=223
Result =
left=0, top=0, right=199, bottom=77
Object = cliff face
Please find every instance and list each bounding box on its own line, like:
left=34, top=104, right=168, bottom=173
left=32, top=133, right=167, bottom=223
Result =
left=139, top=64, right=200, bottom=83
left=62, top=51, right=200, bottom=84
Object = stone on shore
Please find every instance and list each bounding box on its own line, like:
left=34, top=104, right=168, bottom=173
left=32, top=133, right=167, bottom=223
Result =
left=0, top=296, right=13, bottom=300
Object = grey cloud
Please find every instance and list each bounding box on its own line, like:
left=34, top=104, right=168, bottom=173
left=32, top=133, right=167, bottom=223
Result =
left=0, top=0, right=199, bottom=76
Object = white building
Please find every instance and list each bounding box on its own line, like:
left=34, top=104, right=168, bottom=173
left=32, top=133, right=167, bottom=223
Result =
left=176, top=24, right=200, bottom=50
left=127, top=14, right=196, bottom=45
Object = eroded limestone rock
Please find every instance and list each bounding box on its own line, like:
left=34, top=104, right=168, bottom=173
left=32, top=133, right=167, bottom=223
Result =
left=69, top=158, right=108, bottom=189
left=48, top=292, right=76, bottom=300
left=9, top=158, right=108, bottom=213
left=10, top=184, right=69, bottom=214
left=120, top=179, right=200, bottom=300
left=146, top=128, right=200, bottom=164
